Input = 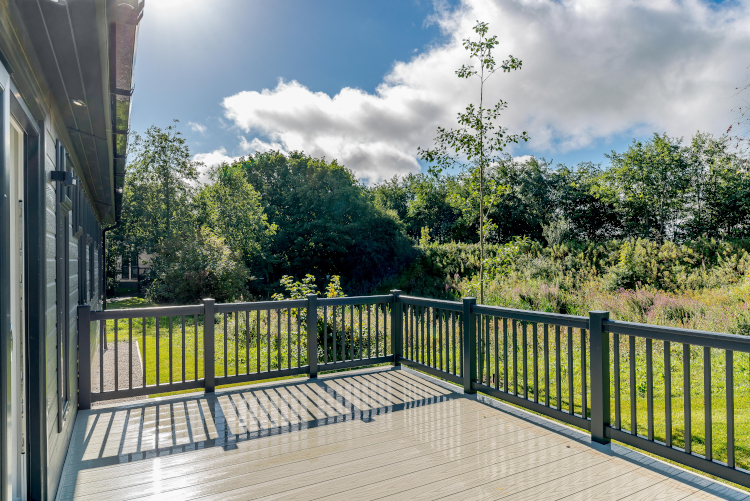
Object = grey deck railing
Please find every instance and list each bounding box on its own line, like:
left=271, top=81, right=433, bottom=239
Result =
left=77, top=291, right=750, bottom=488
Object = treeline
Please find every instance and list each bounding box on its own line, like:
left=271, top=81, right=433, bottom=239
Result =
left=372, top=132, right=750, bottom=244
left=110, top=125, right=750, bottom=304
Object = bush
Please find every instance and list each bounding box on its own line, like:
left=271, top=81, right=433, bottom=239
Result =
left=145, top=228, right=249, bottom=304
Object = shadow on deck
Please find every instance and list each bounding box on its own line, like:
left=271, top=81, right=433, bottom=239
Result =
left=57, top=367, right=750, bottom=501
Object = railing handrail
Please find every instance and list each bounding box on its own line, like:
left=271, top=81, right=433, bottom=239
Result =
left=90, top=304, right=204, bottom=319
left=473, top=303, right=590, bottom=329
left=604, top=318, right=750, bottom=352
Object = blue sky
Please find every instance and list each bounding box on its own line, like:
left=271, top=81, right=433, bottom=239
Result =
left=131, top=0, right=750, bottom=182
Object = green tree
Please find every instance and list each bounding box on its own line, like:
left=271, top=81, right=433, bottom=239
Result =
left=196, top=163, right=277, bottom=281
left=117, top=122, right=199, bottom=256
left=606, top=133, right=692, bottom=240
left=239, top=151, right=415, bottom=293
left=419, top=21, right=528, bottom=303
left=685, top=132, right=750, bottom=238
left=555, top=162, right=621, bottom=241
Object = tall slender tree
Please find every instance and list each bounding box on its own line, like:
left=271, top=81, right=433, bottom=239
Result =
left=419, top=21, right=527, bottom=303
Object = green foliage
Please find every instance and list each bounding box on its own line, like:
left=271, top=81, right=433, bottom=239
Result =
left=418, top=20, right=528, bottom=303
left=195, top=163, right=277, bottom=277
left=239, top=150, right=416, bottom=293
left=146, top=228, right=249, bottom=304
left=115, top=122, right=199, bottom=255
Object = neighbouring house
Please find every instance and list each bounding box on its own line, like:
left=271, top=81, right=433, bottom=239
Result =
left=116, top=251, right=151, bottom=292
left=0, top=1, right=141, bottom=500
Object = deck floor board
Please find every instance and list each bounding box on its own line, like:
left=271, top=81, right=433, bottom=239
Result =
left=57, top=367, right=749, bottom=501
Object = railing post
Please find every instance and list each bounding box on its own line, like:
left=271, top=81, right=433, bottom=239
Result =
left=78, top=304, right=92, bottom=410
left=390, top=290, right=402, bottom=366
left=462, top=297, right=477, bottom=394
left=203, top=298, right=215, bottom=393
left=589, top=310, right=610, bottom=445
left=307, top=293, right=318, bottom=378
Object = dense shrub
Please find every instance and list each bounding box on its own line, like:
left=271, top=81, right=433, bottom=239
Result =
left=145, top=228, right=248, bottom=304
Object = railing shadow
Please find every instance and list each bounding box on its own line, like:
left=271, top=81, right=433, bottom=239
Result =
left=65, top=368, right=460, bottom=470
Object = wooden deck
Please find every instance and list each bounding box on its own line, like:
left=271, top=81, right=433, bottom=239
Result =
left=57, top=367, right=749, bottom=501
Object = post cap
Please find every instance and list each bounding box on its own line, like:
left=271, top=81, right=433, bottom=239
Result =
left=306, top=293, right=318, bottom=298
left=462, top=297, right=477, bottom=303
left=390, top=289, right=402, bottom=295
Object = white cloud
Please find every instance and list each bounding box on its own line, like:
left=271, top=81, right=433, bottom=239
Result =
left=189, top=121, right=207, bottom=134
left=218, top=0, right=750, bottom=183
left=193, top=147, right=237, bottom=183
left=239, top=136, right=286, bottom=154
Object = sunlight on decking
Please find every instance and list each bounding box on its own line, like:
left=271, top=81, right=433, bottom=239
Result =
left=57, top=367, right=749, bottom=500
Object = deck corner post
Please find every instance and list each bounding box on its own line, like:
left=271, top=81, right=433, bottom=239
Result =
left=307, top=293, right=318, bottom=378
left=203, top=298, right=216, bottom=393
left=589, top=310, right=610, bottom=444
left=78, top=304, right=92, bottom=410
left=390, top=290, right=402, bottom=366
left=462, top=297, right=477, bottom=394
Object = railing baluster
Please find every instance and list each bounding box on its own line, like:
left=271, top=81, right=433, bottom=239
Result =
left=155, top=317, right=160, bottom=387
left=182, top=315, right=186, bottom=382
left=197, top=313, right=200, bottom=378
left=256, top=311, right=260, bottom=373
left=100, top=319, right=104, bottom=392
left=409, top=304, right=413, bottom=361
left=235, top=311, right=239, bottom=376
left=513, top=320, right=518, bottom=396
left=555, top=325, right=561, bottom=411
left=439, top=309, right=444, bottom=371
left=504, top=319, right=508, bottom=393
left=421, top=306, right=425, bottom=365
left=630, top=335, right=636, bottom=434
left=495, top=318, right=500, bottom=390
left=544, top=324, right=549, bottom=406
left=245, top=310, right=250, bottom=375
left=368, top=304, right=372, bottom=359
left=453, top=312, right=457, bottom=376
left=664, top=341, right=671, bottom=447
left=581, top=328, right=587, bottom=419
left=323, top=306, right=328, bottom=364
left=568, top=326, right=573, bottom=415
left=114, top=318, right=119, bottom=391
left=287, top=308, right=292, bottom=369
left=727, top=350, right=735, bottom=469
left=646, top=337, right=653, bottom=441
left=169, top=316, right=173, bottom=384
left=223, top=313, right=228, bottom=377
left=704, top=346, right=712, bottom=461
left=522, top=321, right=528, bottom=399
left=297, top=311, right=301, bottom=368
left=614, top=333, right=620, bottom=429
left=477, top=315, right=483, bottom=385
left=485, top=316, right=490, bottom=384
left=377, top=303, right=381, bottom=358
left=276, top=308, right=281, bottom=370
left=459, top=313, right=463, bottom=378
left=431, top=306, right=434, bottom=366
left=359, top=305, right=363, bottom=360
left=533, top=322, right=538, bottom=403
left=143, top=318, right=147, bottom=387
left=350, top=305, right=354, bottom=361
left=266, top=309, right=271, bottom=372
left=684, top=343, right=691, bottom=453
left=333, top=306, right=338, bottom=363
left=128, top=318, right=133, bottom=390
